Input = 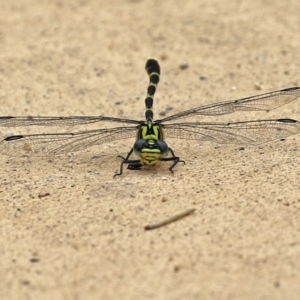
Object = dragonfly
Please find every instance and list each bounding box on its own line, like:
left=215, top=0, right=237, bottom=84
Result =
left=0, top=59, right=300, bottom=177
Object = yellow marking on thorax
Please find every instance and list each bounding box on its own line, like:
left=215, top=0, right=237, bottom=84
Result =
left=138, top=124, right=164, bottom=141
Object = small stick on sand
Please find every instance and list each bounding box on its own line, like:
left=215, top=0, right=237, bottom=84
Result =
left=144, top=208, right=196, bottom=230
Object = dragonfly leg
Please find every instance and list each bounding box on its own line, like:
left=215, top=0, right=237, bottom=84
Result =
left=114, top=148, right=142, bottom=178
left=160, top=147, right=185, bottom=174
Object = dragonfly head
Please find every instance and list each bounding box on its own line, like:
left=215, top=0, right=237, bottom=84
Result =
left=133, top=139, right=169, bottom=165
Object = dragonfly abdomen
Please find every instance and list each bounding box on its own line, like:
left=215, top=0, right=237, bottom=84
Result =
left=145, top=59, right=160, bottom=122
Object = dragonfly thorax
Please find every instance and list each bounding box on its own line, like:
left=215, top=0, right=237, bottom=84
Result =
left=137, top=122, right=164, bottom=140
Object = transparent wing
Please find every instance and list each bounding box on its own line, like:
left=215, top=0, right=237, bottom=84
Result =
left=0, top=116, right=141, bottom=127
left=0, top=126, right=138, bottom=156
left=163, top=118, right=300, bottom=145
left=160, top=87, right=300, bottom=123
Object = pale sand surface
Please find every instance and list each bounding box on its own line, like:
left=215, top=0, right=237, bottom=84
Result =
left=1, top=1, right=300, bottom=299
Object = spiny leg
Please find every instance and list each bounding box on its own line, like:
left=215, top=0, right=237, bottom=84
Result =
left=160, top=147, right=185, bottom=174
left=114, top=148, right=142, bottom=178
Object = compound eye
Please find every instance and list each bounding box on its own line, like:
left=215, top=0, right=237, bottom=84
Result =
left=133, top=139, right=148, bottom=154
left=156, top=140, right=169, bottom=157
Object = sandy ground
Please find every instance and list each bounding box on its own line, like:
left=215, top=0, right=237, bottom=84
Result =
left=1, top=0, right=300, bottom=299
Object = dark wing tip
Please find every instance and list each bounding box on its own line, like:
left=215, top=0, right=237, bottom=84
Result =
left=0, top=116, right=14, bottom=120
left=282, top=87, right=300, bottom=92
left=277, top=118, right=298, bottom=123
left=4, top=135, right=24, bottom=141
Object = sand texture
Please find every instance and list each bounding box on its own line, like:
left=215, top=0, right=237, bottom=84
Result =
left=1, top=1, right=300, bottom=299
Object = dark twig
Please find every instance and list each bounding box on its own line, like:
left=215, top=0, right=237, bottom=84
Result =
left=144, top=208, right=196, bottom=230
